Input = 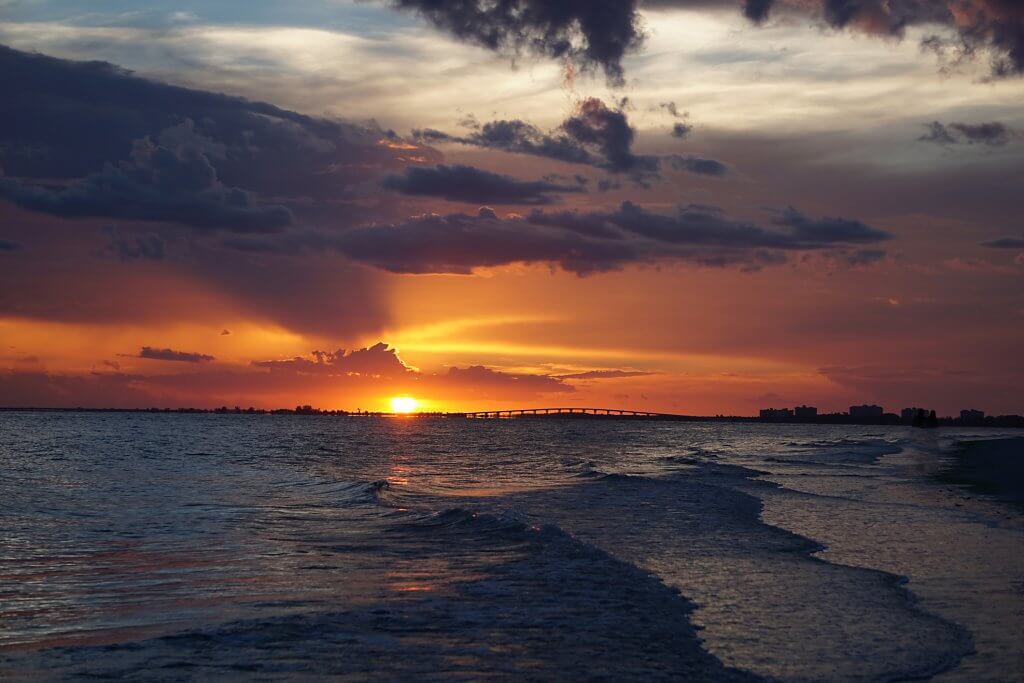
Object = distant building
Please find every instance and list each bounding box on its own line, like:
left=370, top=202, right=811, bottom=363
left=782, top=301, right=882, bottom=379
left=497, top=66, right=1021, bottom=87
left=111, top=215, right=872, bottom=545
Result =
left=901, top=407, right=927, bottom=422
left=850, top=404, right=884, bottom=418
left=902, top=407, right=937, bottom=427
left=794, top=405, right=817, bottom=418
left=760, top=408, right=794, bottom=419
left=960, top=409, right=985, bottom=421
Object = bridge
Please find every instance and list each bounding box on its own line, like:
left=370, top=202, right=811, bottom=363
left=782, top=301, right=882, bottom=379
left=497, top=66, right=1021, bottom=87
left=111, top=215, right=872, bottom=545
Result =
left=461, top=407, right=690, bottom=420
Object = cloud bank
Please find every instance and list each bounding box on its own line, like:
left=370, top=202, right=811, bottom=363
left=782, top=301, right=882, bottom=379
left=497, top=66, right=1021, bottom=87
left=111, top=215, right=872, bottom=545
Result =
left=139, top=347, right=215, bottom=363
left=389, top=1, right=1024, bottom=80
left=382, top=164, right=585, bottom=204
left=327, top=202, right=891, bottom=275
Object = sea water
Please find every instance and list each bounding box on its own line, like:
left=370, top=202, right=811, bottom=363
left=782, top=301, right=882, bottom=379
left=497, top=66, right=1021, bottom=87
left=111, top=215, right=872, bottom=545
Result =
left=0, top=412, right=1021, bottom=681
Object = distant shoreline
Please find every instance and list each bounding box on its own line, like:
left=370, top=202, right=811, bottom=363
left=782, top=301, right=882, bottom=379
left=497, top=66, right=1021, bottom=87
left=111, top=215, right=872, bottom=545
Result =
left=1, top=406, right=1022, bottom=428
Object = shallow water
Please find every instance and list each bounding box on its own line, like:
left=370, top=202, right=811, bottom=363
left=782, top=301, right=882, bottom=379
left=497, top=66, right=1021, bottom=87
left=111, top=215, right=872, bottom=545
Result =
left=0, top=413, right=1021, bottom=681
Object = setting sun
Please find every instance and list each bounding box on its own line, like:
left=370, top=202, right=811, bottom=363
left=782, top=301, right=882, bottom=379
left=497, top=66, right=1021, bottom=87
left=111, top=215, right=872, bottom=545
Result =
left=389, top=396, right=419, bottom=414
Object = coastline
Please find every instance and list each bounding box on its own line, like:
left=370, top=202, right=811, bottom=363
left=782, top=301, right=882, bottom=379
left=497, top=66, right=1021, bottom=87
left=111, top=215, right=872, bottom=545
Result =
left=1, top=406, right=1022, bottom=429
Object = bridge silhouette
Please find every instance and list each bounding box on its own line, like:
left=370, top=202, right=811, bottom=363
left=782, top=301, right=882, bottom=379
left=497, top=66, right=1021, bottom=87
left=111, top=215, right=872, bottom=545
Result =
left=460, top=407, right=691, bottom=420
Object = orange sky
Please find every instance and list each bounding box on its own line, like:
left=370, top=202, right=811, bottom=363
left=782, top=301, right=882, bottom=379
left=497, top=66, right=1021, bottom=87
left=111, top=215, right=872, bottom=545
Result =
left=1, top=4, right=1023, bottom=415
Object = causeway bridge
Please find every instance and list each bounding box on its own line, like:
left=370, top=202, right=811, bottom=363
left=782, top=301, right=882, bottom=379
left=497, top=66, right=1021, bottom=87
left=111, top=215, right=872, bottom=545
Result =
left=461, top=407, right=690, bottom=420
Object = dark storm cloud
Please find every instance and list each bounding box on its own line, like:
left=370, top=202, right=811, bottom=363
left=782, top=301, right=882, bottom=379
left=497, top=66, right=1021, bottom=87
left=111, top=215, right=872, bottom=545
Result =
left=561, top=98, right=658, bottom=176
left=742, top=0, right=774, bottom=22
left=0, top=46, right=407, bottom=339
left=387, top=1, right=1024, bottom=79
left=0, top=239, right=21, bottom=252
left=139, top=346, right=215, bottom=363
left=981, top=237, right=1024, bottom=248
left=919, top=121, right=1014, bottom=146
left=390, top=0, right=643, bottom=85
left=0, top=137, right=292, bottom=231
left=697, top=0, right=1024, bottom=77
left=417, top=98, right=727, bottom=183
left=382, top=164, right=585, bottom=204
left=0, top=45, right=426, bottom=207
left=325, top=202, right=890, bottom=275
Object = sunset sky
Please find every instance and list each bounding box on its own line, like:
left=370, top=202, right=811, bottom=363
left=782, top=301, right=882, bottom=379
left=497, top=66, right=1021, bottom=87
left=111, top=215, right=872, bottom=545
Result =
left=1, top=0, right=1022, bottom=415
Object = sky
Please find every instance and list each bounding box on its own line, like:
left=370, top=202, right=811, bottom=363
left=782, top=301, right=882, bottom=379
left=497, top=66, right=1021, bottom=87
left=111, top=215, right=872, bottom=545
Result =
left=0, top=0, right=1022, bottom=415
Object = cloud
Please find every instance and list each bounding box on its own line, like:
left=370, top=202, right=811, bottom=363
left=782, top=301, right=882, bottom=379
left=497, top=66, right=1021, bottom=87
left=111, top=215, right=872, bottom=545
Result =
left=251, top=343, right=573, bottom=399
left=0, top=352, right=574, bottom=407
left=0, top=239, right=21, bottom=252
left=657, top=102, right=694, bottom=139
left=562, top=98, right=658, bottom=176
left=942, top=256, right=1019, bottom=273
left=0, top=46, right=401, bottom=338
left=981, top=237, right=1024, bottom=248
left=332, top=207, right=638, bottom=275
left=416, top=120, right=596, bottom=167
left=659, top=102, right=686, bottom=118
left=0, top=370, right=155, bottom=408
left=557, top=369, right=654, bottom=379
left=439, top=365, right=569, bottom=395
left=326, top=202, right=890, bottom=275
left=386, top=1, right=1024, bottom=80
left=0, top=44, right=428, bottom=208
left=417, top=98, right=727, bottom=183
left=139, top=346, right=215, bottom=363
left=389, top=0, right=643, bottom=85
left=949, top=122, right=1013, bottom=146
left=0, top=137, right=292, bottom=232
left=919, top=120, right=1014, bottom=146
left=837, top=248, right=888, bottom=267
left=771, top=207, right=891, bottom=244
left=918, top=121, right=958, bottom=145
left=104, top=231, right=166, bottom=261
left=672, top=123, right=694, bottom=139
left=382, top=164, right=585, bottom=204
left=253, top=343, right=415, bottom=378
left=668, top=155, right=728, bottom=176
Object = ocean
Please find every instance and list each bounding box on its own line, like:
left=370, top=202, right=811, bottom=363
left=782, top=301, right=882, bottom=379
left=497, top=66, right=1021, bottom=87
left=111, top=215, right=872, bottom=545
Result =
left=1, top=412, right=1021, bottom=681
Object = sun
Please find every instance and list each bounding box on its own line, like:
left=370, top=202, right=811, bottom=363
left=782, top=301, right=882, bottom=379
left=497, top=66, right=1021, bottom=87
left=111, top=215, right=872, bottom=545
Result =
left=389, top=396, right=419, bottom=414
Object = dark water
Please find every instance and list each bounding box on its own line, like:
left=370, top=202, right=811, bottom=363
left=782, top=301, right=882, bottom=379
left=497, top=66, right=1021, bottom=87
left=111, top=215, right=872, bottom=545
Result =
left=1, top=413, right=1021, bottom=681
left=938, top=439, right=1024, bottom=510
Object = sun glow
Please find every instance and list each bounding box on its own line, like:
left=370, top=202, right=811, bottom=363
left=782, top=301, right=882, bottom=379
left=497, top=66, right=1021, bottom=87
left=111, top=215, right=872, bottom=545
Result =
left=389, top=396, right=419, bottom=414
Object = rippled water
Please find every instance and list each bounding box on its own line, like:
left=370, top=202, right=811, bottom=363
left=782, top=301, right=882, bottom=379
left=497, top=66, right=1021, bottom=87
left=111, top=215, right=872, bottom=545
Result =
left=0, top=413, right=1021, bottom=681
